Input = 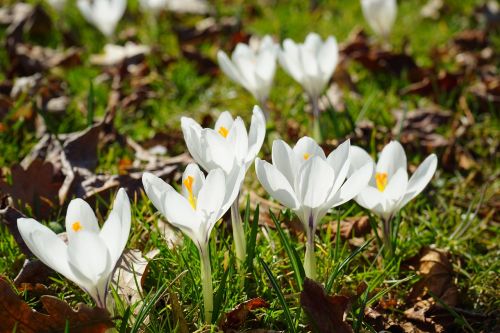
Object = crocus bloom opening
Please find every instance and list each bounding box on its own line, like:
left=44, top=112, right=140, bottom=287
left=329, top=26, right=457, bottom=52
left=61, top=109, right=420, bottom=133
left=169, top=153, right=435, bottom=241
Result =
left=181, top=106, right=266, bottom=266
left=349, top=141, right=438, bottom=221
left=77, top=0, right=126, bottom=37
left=361, top=0, right=397, bottom=39
left=217, top=35, right=279, bottom=108
left=255, top=137, right=373, bottom=278
left=17, top=188, right=131, bottom=309
left=142, top=164, right=244, bottom=322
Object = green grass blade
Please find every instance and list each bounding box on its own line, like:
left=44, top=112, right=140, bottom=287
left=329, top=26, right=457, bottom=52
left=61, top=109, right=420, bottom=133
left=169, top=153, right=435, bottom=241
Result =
left=245, top=203, right=260, bottom=273
left=269, top=209, right=305, bottom=288
left=212, top=262, right=232, bottom=324
left=259, top=258, right=296, bottom=333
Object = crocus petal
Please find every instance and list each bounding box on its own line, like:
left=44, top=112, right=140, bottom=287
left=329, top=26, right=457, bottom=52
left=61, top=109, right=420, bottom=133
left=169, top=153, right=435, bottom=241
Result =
left=272, top=139, right=297, bottom=186
left=181, top=117, right=207, bottom=170
left=217, top=51, right=244, bottom=86
left=65, top=199, right=100, bottom=240
left=295, top=156, right=335, bottom=209
left=17, top=218, right=77, bottom=282
left=163, top=190, right=201, bottom=231
left=326, top=139, right=351, bottom=196
left=196, top=169, right=226, bottom=230
left=142, top=172, right=175, bottom=216
left=331, top=162, right=373, bottom=207
left=255, top=158, right=299, bottom=210
left=181, top=163, right=205, bottom=199
left=318, top=36, right=338, bottom=83
left=397, top=154, right=437, bottom=210
left=383, top=167, right=408, bottom=201
left=361, top=0, right=397, bottom=38
left=246, top=106, right=266, bottom=167
left=100, top=188, right=131, bottom=264
left=214, top=111, right=235, bottom=133
left=355, top=187, right=388, bottom=217
left=227, top=117, right=249, bottom=163
left=376, top=141, right=407, bottom=177
left=279, top=39, right=303, bottom=83
left=293, top=136, right=326, bottom=161
left=201, top=129, right=235, bottom=173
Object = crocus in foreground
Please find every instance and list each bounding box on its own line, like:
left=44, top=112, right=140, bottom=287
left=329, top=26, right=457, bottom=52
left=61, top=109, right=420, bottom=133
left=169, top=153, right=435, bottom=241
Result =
left=255, top=137, right=372, bottom=279
left=142, top=164, right=243, bottom=322
left=17, top=188, right=131, bottom=309
left=278, top=32, right=338, bottom=141
left=217, top=36, right=279, bottom=117
left=77, top=0, right=126, bottom=37
left=349, top=141, right=437, bottom=255
left=181, top=106, right=266, bottom=267
left=361, top=0, right=397, bottom=40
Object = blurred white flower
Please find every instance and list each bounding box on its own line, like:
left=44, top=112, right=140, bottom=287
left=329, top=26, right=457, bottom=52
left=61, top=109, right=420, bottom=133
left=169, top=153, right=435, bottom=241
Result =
left=361, top=0, right=397, bottom=39
left=139, top=0, right=168, bottom=12
left=77, top=0, right=127, bottom=37
left=255, top=137, right=372, bottom=278
left=279, top=32, right=338, bottom=101
left=90, top=42, right=150, bottom=66
left=217, top=35, right=279, bottom=106
left=142, top=164, right=243, bottom=321
left=17, top=189, right=131, bottom=309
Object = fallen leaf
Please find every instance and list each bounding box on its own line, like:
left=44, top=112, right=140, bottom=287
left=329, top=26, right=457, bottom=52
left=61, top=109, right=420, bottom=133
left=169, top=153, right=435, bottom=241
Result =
left=220, top=297, right=269, bottom=331
left=0, top=276, right=113, bottom=333
left=0, top=159, right=61, bottom=219
left=300, top=278, right=353, bottom=333
left=113, top=249, right=159, bottom=306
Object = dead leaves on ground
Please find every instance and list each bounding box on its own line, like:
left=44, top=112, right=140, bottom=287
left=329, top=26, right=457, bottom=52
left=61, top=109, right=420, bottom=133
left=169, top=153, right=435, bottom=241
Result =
left=0, top=276, right=113, bottom=333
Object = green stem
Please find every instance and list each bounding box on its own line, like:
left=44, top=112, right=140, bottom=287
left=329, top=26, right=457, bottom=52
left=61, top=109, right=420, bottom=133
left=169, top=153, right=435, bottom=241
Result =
left=198, top=244, right=213, bottom=323
left=231, top=192, right=247, bottom=270
left=310, top=96, right=322, bottom=143
left=304, top=221, right=317, bottom=280
left=382, top=215, right=394, bottom=259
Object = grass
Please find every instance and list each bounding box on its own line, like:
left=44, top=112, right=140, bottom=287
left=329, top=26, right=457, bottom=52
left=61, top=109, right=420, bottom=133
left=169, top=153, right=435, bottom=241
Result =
left=1, top=0, right=499, bottom=331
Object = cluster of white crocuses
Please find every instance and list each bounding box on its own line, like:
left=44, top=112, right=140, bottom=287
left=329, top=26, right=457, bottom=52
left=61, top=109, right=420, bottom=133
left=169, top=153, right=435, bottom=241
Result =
left=17, top=106, right=436, bottom=324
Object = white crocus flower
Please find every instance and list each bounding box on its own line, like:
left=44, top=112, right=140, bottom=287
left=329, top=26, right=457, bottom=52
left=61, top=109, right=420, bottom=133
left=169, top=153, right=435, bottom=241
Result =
left=181, top=106, right=266, bottom=267
left=217, top=35, right=279, bottom=116
left=17, top=189, right=131, bottom=309
left=77, top=0, right=126, bottom=37
left=255, top=137, right=373, bottom=279
left=361, top=0, right=397, bottom=40
left=142, top=164, right=243, bottom=322
left=349, top=141, right=437, bottom=255
left=278, top=33, right=339, bottom=141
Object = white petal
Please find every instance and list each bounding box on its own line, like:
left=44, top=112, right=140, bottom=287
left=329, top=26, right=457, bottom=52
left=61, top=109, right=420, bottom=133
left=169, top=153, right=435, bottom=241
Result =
left=227, top=117, right=249, bottom=163
left=398, top=154, right=437, bottom=210
left=100, top=188, right=131, bottom=265
left=255, top=158, right=299, bottom=210
left=181, top=163, right=205, bottom=199
left=17, top=218, right=77, bottom=283
left=181, top=117, right=207, bottom=170
left=384, top=167, right=408, bottom=201
left=355, top=187, right=389, bottom=217
left=295, top=156, right=335, bottom=209
left=318, top=36, right=338, bottom=84
left=279, top=39, right=303, bottom=83
left=376, top=140, right=407, bottom=178
left=331, top=162, right=373, bottom=207
left=196, top=169, right=226, bottom=231
left=245, top=106, right=266, bottom=168
left=217, top=51, right=243, bottom=86
left=214, top=111, right=234, bottom=133
left=326, top=139, right=351, bottom=196
left=65, top=199, right=99, bottom=241
left=272, top=139, right=297, bottom=186
left=303, top=33, right=322, bottom=53
left=201, top=129, right=235, bottom=173
left=163, top=190, right=201, bottom=231
left=293, top=136, right=326, bottom=162
left=142, top=172, right=174, bottom=216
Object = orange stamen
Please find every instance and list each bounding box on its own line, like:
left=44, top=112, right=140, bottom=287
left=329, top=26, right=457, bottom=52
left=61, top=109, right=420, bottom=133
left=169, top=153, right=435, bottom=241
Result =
left=218, top=126, right=229, bottom=138
left=375, top=172, right=388, bottom=192
left=72, top=221, right=82, bottom=232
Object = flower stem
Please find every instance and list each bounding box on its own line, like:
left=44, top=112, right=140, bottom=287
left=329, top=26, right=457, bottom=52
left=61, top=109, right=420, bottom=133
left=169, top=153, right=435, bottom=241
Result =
left=304, top=223, right=317, bottom=280
left=259, top=97, right=270, bottom=121
left=310, top=96, right=322, bottom=143
left=198, top=244, right=213, bottom=323
left=382, top=215, right=394, bottom=259
left=231, top=192, right=246, bottom=270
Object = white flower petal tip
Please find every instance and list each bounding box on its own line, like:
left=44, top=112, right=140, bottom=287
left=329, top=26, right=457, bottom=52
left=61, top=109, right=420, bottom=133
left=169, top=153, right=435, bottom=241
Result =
left=361, top=0, right=398, bottom=38
left=278, top=32, right=339, bottom=100
left=217, top=36, right=278, bottom=103
left=16, top=190, right=131, bottom=309
left=353, top=141, right=438, bottom=219
left=77, top=0, right=126, bottom=37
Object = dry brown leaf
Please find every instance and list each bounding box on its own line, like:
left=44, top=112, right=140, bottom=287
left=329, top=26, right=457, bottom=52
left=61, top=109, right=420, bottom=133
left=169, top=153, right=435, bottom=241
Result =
left=220, top=297, right=269, bottom=332
left=0, top=159, right=61, bottom=219
left=300, top=278, right=353, bottom=333
left=0, top=276, right=113, bottom=333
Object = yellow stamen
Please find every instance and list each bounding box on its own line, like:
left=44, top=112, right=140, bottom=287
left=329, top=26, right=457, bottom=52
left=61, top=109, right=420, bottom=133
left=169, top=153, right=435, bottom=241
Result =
left=72, top=221, right=82, bottom=232
left=218, top=126, right=229, bottom=138
left=303, top=153, right=311, bottom=160
left=183, top=176, right=197, bottom=209
left=375, top=172, right=388, bottom=192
